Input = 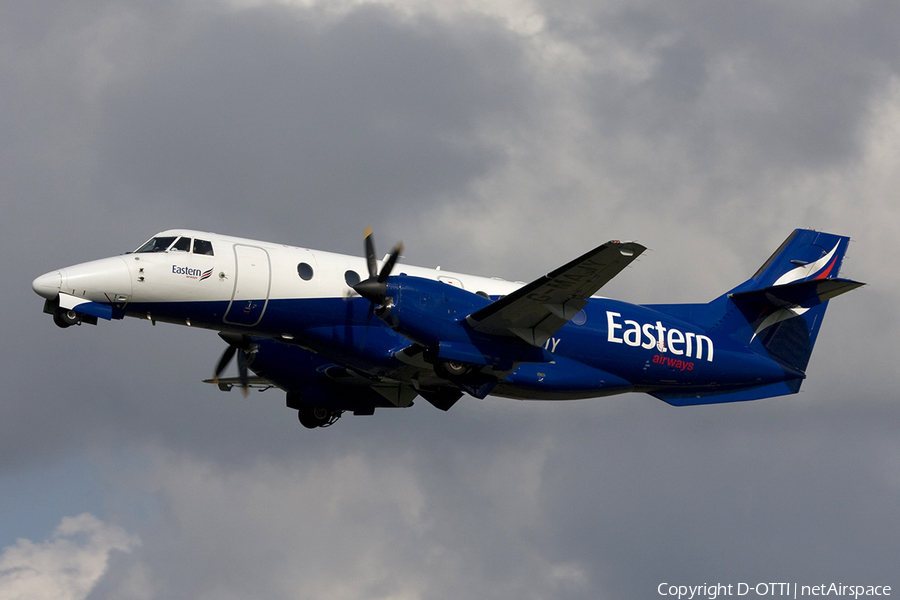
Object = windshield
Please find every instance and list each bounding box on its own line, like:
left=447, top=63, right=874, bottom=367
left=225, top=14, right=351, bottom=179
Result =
left=134, top=236, right=177, bottom=253
left=170, top=236, right=192, bottom=252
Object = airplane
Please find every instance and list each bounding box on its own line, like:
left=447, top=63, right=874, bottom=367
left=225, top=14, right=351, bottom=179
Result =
left=31, top=227, right=864, bottom=428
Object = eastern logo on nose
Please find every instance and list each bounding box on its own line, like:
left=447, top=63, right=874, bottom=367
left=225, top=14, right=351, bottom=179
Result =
left=173, top=265, right=214, bottom=281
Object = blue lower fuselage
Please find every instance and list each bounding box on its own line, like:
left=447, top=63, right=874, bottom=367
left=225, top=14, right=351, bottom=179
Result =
left=117, top=294, right=801, bottom=402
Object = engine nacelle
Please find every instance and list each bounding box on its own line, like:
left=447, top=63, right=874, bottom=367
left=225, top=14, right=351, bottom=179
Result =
left=379, top=275, right=550, bottom=369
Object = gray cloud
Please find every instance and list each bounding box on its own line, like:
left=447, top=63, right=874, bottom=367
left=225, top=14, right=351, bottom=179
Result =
left=91, top=3, right=531, bottom=249
left=2, top=0, right=898, bottom=598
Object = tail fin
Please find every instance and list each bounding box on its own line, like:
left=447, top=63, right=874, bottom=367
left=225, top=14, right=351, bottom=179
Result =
left=740, top=229, right=850, bottom=290
left=720, top=229, right=863, bottom=373
left=649, top=229, right=863, bottom=405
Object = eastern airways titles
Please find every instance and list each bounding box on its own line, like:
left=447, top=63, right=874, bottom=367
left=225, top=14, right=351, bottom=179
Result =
left=606, top=311, right=714, bottom=361
left=172, top=265, right=203, bottom=277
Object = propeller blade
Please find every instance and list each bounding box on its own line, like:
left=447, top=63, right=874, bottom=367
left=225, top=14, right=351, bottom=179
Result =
left=212, top=332, right=252, bottom=395
left=377, top=242, right=404, bottom=283
left=364, top=226, right=377, bottom=279
left=353, top=228, right=403, bottom=305
left=213, top=345, right=237, bottom=383
left=236, top=348, right=250, bottom=397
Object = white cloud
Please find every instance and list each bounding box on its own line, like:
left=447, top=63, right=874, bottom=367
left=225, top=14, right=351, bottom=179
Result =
left=0, top=514, right=139, bottom=600
left=224, top=0, right=548, bottom=36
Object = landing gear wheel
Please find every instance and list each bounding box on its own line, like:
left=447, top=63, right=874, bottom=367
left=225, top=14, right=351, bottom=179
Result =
left=53, top=309, right=79, bottom=328
left=435, top=360, right=470, bottom=380
left=297, top=405, right=341, bottom=429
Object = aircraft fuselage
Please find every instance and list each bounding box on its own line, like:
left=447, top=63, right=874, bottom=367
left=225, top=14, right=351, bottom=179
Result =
left=32, top=228, right=863, bottom=426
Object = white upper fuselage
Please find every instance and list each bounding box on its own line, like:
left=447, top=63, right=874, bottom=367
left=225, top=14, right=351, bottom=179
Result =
left=33, top=229, right=527, bottom=326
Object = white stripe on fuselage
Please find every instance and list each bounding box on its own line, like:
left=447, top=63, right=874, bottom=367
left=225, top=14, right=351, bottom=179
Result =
left=129, top=229, right=526, bottom=305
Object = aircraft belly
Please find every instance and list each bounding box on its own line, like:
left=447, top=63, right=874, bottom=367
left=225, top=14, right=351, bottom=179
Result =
left=500, top=358, right=633, bottom=399
left=123, top=300, right=233, bottom=327
left=608, top=346, right=799, bottom=397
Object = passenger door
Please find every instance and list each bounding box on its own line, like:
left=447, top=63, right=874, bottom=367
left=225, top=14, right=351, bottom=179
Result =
left=224, top=245, right=271, bottom=326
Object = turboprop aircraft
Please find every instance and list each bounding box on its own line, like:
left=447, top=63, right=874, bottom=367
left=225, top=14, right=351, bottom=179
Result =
left=32, top=228, right=863, bottom=428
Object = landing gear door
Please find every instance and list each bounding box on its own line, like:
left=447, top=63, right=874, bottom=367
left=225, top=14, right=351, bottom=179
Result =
left=224, top=245, right=271, bottom=326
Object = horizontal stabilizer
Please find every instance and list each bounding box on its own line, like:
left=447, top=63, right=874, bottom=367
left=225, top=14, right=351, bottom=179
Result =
left=729, top=277, right=865, bottom=311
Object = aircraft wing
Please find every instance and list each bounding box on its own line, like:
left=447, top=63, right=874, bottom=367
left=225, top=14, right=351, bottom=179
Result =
left=466, top=240, right=645, bottom=346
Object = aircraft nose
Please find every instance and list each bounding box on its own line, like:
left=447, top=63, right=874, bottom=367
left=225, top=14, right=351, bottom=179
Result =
left=58, top=256, right=133, bottom=301
left=32, top=270, right=62, bottom=300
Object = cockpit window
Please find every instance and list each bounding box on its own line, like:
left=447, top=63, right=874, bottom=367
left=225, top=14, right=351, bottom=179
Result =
left=170, top=237, right=192, bottom=252
left=193, top=239, right=214, bottom=256
left=135, top=236, right=177, bottom=253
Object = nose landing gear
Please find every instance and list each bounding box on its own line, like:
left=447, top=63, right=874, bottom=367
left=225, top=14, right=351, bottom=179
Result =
left=52, top=308, right=80, bottom=328
left=43, top=296, right=97, bottom=328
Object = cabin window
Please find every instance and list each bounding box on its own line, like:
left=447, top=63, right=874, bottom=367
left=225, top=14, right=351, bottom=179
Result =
left=344, top=270, right=360, bottom=287
left=193, top=239, right=214, bottom=256
left=298, top=263, right=314, bottom=281
left=170, top=237, right=192, bottom=252
left=135, top=236, right=177, bottom=253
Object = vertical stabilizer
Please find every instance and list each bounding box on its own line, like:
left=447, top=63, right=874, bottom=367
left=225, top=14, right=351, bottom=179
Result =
left=650, top=229, right=863, bottom=405
left=741, top=229, right=851, bottom=290
left=721, top=230, right=863, bottom=372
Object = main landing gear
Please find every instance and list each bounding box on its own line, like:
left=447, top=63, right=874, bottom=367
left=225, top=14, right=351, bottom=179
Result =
left=432, top=359, right=498, bottom=400
left=434, top=360, right=472, bottom=380
left=287, top=392, right=342, bottom=429
left=296, top=405, right=343, bottom=429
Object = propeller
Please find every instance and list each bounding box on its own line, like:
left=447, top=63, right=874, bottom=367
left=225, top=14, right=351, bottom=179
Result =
left=212, top=332, right=254, bottom=396
left=352, top=227, right=403, bottom=307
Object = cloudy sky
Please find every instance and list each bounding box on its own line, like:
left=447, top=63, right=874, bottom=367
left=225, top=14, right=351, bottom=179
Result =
left=2, top=0, right=898, bottom=598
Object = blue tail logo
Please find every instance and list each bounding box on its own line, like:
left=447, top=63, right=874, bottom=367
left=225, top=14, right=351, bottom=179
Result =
left=725, top=230, right=862, bottom=372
